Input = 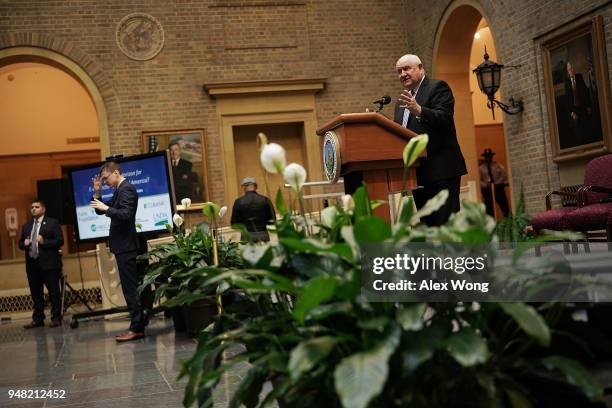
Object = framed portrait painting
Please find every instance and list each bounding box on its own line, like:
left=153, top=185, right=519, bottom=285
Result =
left=141, top=128, right=209, bottom=204
left=541, top=15, right=611, bottom=162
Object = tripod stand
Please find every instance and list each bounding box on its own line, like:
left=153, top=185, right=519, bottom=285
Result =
left=60, top=273, right=99, bottom=328
left=58, top=252, right=100, bottom=328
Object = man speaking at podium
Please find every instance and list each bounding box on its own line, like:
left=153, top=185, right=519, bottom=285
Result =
left=393, top=54, right=467, bottom=226
left=91, top=161, right=146, bottom=342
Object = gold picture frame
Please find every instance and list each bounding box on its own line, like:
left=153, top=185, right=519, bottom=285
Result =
left=541, top=15, right=611, bottom=162
left=141, top=128, right=209, bottom=204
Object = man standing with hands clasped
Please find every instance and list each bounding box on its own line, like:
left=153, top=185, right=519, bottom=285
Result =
left=19, top=200, right=64, bottom=329
left=90, top=161, right=146, bottom=342
left=393, top=54, right=467, bottom=226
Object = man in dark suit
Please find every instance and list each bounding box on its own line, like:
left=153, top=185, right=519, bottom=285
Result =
left=169, top=142, right=194, bottom=203
left=565, top=61, right=593, bottom=146
left=18, top=199, right=64, bottom=329
left=393, top=54, right=467, bottom=226
left=91, top=161, right=145, bottom=342
left=231, top=177, right=275, bottom=242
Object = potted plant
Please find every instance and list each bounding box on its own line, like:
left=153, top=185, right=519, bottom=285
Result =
left=139, top=209, right=243, bottom=335
left=177, top=137, right=606, bottom=407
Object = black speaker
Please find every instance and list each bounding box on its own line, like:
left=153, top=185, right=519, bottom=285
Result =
left=37, top=179, right=74, bottom=225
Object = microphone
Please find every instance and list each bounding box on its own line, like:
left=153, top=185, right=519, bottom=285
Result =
left=373, top=95, right=391, bottom=112
left=373, top=95, right=391, bottom=105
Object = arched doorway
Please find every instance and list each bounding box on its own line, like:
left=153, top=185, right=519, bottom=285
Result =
left=0, top=48, right=107, bottom=258
left=433, top=1, right=512, bottom=219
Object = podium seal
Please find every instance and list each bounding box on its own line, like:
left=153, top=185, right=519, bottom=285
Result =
left=323, top=131, right=340, bottom=182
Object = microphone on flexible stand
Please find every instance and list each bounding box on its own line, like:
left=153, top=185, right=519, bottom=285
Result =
left=373, top=95, right=391, bottom=112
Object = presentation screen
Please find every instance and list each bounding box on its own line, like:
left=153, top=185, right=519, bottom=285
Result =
left=68, top=151, right=175, bottom=243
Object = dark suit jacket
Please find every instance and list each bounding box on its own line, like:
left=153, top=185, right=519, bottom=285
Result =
left=394, top=77, right=467, bottom=185
left=565, top=73, right=591, bottom=114
left=18, top=216, right=64, bottom=271
left=230, top=191, right=275, bottom=233
left=95, top=180, right=139, bottom=255
left=172, top=158, right=193, bottom=202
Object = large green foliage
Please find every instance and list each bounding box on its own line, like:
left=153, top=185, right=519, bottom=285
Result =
left=177, top=186, right=602, bottom=408
left=138, top=226, right=243, bottom=306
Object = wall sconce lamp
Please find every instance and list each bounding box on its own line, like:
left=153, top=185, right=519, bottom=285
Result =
left=472, top=47, right=524, bottom=119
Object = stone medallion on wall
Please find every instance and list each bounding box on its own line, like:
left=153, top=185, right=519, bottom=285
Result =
left=116, top=12, right=164, bottom=61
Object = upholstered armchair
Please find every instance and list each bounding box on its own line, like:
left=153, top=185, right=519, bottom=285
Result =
left=531, top=154, right=612, bottom=240
left=531, top=187, right=580, bottom=232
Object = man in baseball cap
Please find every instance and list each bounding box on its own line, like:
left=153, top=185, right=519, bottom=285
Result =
left=231, top=176, right=275, bottom=242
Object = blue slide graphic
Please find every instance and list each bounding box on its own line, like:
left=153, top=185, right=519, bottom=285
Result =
left=70, top=154, right=174, bottom=241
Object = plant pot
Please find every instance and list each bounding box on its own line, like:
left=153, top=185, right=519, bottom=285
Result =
left=182, top=299, right=217, bottom=337
left=171, top=306, right=187, bottom=332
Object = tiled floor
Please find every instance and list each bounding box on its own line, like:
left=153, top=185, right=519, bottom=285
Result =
left=2, top=313, right=612, bottom=407
left=0, top=316, right=201, bottom=408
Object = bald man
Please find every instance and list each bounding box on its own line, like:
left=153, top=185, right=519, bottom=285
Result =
left=394, top=54, right=467, bottom=226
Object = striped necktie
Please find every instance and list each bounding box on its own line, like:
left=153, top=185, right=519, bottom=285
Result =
left=29, top=220, right=40, bottom=259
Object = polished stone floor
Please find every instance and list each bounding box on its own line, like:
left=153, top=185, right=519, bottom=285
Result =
left=0, top=315, right=253, bottom=408
left=2, top=313, right=612, bottom=407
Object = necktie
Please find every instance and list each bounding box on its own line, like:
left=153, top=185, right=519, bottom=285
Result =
left=401, top=89, right=416, bottom=128
left=173, top=160, right=178, bottom=167
left=402, top=108, right=410, bottom=128
left=29, top=220, right=40, bottom=259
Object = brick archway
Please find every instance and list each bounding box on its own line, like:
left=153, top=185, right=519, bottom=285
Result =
left=431, top=1, right=513, bottom=216
left=0, top=33, right=117, bottom=158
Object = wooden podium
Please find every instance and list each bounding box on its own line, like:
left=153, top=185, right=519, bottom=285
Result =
left=316, top=112, right=423, bottom=220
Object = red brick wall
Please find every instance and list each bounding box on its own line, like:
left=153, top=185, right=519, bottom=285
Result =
left=2, top=0, right=610, bottom=217
left=403, top=0, right=612, bottom=216
left=0, top=0, right=410, bottom=206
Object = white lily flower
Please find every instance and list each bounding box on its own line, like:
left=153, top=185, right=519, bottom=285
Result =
left=341, top=194, right=355, bottom=212
left=180, top=197, right=192, bottom=208
left=283, top=163, right=307, bottom=192
left=172, top=213, right=184, bottom=227
left=218, top=206, right=227, bottom=218
left=260, top=143, right=287, bottom=174
left=321, top=206, right=338, bottom=228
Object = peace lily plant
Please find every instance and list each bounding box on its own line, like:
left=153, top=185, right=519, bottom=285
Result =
left=173, top=135, right=603, bottom=408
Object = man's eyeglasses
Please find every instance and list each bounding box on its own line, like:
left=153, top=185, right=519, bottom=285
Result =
left=99, top=173, right=111, bottom=184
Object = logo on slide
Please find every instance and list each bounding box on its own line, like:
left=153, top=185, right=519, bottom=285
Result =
left=90, top=224, right=97, bottom=232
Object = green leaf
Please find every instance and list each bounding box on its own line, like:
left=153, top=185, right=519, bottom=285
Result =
left=334, top=325, right=401, bottom=408
left=201, top=269, right=298, bottom=294
left=402, top=331, right=436, bottom=372
left=353, top=186, right=372, bottom=220
left=306, top=301, right=353, bottom=321
left=229, top=365, right=267, bottom=408
left=542, top=356, right=603, bottom=400
left=202, top=201, right=221, bottom=219
left=397, top=195, right=415, bottom=225
left=396, top=303, right=426, bottom=331
left=446, top=328, right=489, bottom=366
left=402, top=133, right=428, bottom=167
left=289, top=336, right=340, bottom=381
left=281, top=238, right=353, bottom=261
left=293, top=276, right=337, bottom=323
left=163, top=292, right=211, bottom=307
left=241, top=244, right=272, bottom=266
left=499, top=303, right=551, bottom=346
left=357, top=316, right=390, bottom=331
left=353, top=216, right=391, bottom=244
left=370, top=200, right=385, bottom=211
left=275, top=189, right=288, bottom=216
left=412, top=189, right=448, bottom=224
